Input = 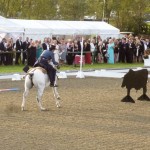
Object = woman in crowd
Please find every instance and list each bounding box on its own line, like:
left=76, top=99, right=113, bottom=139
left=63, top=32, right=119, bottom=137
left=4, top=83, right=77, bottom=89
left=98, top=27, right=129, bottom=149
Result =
left=107, top=38, right=115, bottom=64
left=127, top=38, right=135, bottom=63
left=36, top=40, right=43, bottom=59
left=97, top=39, right=103, bottom=63
left=90, top=39, right=95, bottom=64
left=27, top=41, right=36, bottom=66
left=101, top=39, right=108, bottom=63
left=53, top=39, right=60, bottom=63
left=114, top=39, right=119, bottom=63
left=59, top=38, right=67, bottom=65
left=135, top=39, right=142, bottom=62
left=66, top=39, right=74, bottom=65
left=6, top=38, right=13, bottom=65
left=84, top=40, right=91, bottom=64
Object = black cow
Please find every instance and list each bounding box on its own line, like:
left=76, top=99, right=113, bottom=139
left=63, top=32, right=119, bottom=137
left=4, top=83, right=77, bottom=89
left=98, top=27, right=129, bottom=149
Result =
left=121, top=69, right=150, bottom=103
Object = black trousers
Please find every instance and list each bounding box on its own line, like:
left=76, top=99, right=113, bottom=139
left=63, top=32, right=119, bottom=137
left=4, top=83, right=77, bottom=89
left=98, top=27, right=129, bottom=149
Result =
left=15, top=51, right=21, bottom=64
left=22, top=51, right=27, bottom=64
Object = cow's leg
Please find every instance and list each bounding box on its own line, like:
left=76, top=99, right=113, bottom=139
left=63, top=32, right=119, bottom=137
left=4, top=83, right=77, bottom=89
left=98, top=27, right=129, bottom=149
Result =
left=143, top=86, right=147, bottom=95
left=127, top=89, right=130, bottom=96
left=21, top=88, right=30, bottom=111
left=121, top=89, right=135, bottom=103
left=36, top=87, right=46, bottom=111
left=138, top=86, right=150, bottom=101
left=52, top=87, right=61, bottom=108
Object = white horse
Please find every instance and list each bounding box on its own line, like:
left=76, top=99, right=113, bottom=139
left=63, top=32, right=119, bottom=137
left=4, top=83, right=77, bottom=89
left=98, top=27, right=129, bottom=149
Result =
left=21, top=67, right=61, bottom=111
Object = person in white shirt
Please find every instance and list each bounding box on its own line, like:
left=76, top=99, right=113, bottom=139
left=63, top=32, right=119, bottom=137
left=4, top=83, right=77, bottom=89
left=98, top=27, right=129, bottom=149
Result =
left=90, top=39, right=95, bottom=64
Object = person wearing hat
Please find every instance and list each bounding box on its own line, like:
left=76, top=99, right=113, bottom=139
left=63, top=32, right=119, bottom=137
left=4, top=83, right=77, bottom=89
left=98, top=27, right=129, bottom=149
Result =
left=33, top=44, right=59, bottom=87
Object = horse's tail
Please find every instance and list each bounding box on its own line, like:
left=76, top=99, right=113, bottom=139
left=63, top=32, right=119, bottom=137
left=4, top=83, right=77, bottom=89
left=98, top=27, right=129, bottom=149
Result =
left=25, top=73, right=34, bottom=89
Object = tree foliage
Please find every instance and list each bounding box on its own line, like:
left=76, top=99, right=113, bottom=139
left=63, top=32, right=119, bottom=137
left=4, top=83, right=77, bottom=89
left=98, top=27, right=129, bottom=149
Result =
left=0, top=0, right=149, bottom=34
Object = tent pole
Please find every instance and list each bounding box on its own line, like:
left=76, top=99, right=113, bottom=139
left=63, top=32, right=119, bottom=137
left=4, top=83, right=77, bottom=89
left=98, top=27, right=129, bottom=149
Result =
left=80, top=37, right=83, bottom=72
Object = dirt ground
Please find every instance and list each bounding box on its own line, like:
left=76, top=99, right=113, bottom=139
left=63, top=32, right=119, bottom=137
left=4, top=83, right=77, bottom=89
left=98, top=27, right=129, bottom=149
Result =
left=0, top=77, right=150, bottom=150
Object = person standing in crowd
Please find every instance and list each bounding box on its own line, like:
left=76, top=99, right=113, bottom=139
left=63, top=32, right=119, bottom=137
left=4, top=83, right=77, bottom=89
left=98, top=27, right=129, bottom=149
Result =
left=53, top=39, right=60, bottom=63
left=15, top=36, right=23, bottom=65
left=97, top=39, right=103, bottom=63
left=0, top=38, right=7, bottom=65
left=84, top=40, right=91, bottom=64
left=76, top=36, right=81, bottom=52
left=90, top=39, right=95, bottom=64
left=94, top=35, right=102, bottom=63
left=36, top=40, right=43, bottom=60
left=66, top=39, right=74, bottom=65
left=127, top=38, right=135, bottom=63
left=101, top=39, right=108, bottom=63
left=47, top=37, right=51, bottom=49
left=6, top=38, right=13, bottom=65
left=59, top=38, right=67, bottom=65
left=27, top=41, right=37, bottom=66
left=135, top=38, right=144, bottom=62
left=73, top=40, right=79, bottom=54
left=118, top=38, right=127, bottom=63
left=146, top=39, right=150, bottom=49
left=114, top=39, right=119, bottom=63
left=22, top=37, right=30, bottom=65
left=124, top=39, right=130, bottom=63
left=42, top=37, right=48, bottom=50
left=107, top=38, right=115, bottom=64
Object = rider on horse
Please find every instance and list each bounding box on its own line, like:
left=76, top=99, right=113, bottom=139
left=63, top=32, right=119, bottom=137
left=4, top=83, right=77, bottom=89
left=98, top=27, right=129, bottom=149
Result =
left=34, top=44, right=59, bottom=87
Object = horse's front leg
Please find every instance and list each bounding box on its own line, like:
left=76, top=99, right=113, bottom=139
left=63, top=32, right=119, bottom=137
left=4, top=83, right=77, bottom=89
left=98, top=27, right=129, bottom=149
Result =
left=37, top=88, right=46, bottom=111
left=52, top=87, right=61, bottom=108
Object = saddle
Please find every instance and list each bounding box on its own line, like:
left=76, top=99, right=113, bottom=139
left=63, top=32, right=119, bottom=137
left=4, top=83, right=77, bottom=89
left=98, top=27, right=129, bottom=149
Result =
left=23, top=67, right=47, bottom=80
left=28, top=67, right=47, bottom=74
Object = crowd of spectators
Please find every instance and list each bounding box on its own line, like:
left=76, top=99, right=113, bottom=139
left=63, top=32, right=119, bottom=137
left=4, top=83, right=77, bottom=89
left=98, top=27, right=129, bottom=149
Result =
left=0, top=34, right=150, bottom=66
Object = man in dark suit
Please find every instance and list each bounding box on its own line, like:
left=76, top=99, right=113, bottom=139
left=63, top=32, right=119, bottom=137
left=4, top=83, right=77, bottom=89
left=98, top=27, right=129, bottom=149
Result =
left=118, top=38, right=127, bottom=63
left=0, top=38, right=7, bottom=65
left=146, top=39, right=150, bottom=49
left=22, top=37, right=30, bottom=64
left=15, top=37, right=23, bottom=65
left=42, top=37, right=48, bottom=50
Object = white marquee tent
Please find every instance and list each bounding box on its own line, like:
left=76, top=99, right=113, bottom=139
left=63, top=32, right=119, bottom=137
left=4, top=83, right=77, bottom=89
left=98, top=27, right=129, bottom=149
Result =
left=0, top=16, right=24, bottom=33
left=1, top=17, right=120, bottom=40
left=0, top=16, right=24, bottom=41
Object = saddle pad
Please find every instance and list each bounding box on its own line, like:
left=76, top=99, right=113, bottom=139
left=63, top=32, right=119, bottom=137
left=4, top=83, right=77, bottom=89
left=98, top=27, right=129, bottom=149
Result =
left=28, top=67, right=47, bottom=74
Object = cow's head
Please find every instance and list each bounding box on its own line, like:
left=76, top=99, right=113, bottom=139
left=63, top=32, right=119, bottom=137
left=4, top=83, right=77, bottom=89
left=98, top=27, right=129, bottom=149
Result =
left=121, top=76, right=126, bottom=88
left=121, top=69, right=133, bottom=88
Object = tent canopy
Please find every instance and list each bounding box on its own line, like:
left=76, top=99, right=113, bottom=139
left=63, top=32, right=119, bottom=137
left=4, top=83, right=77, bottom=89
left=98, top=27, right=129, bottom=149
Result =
left=0, top=16, right=24, bottom=33
left=7, top=17, right=120, bottom=40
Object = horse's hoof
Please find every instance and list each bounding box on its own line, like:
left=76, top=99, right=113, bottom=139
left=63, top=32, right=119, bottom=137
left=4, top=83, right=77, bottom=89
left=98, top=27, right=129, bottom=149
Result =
left=41, top=108, right=46, bottom=111
left=57, top=96, right=61, bottom=100
left=56, top=103, right=61, bottom=108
